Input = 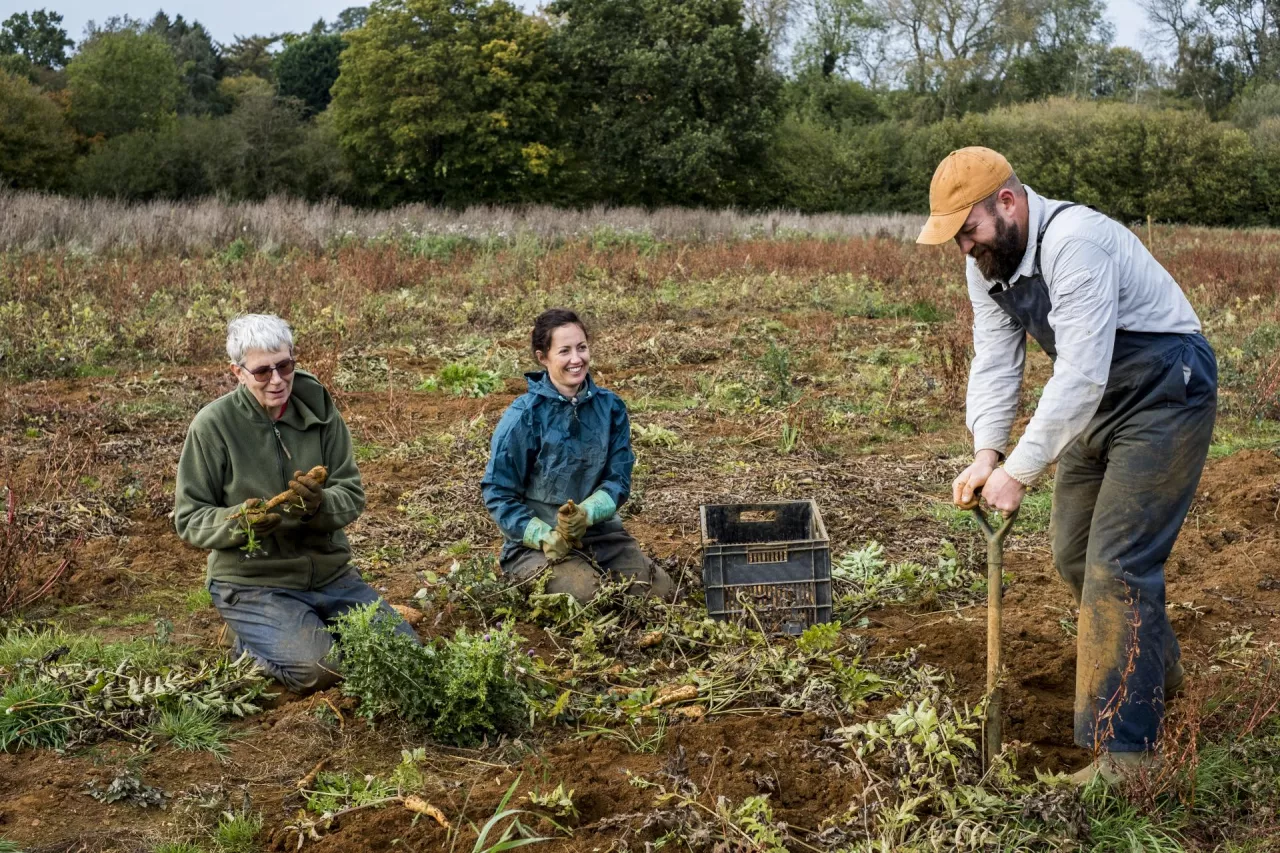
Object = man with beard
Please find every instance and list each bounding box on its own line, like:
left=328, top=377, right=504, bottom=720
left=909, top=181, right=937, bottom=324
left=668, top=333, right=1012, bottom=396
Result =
left=917, top=147, right=1217, bottom=784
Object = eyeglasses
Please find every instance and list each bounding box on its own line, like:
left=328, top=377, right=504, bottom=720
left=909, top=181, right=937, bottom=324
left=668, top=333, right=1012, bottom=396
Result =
left=239, top=358, right=296, bottom=383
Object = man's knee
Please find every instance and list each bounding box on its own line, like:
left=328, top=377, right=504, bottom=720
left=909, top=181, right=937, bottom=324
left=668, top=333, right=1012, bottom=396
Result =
left=276, top=657, right=341, bottom=693
left=544, top=558, right=600, bottom=604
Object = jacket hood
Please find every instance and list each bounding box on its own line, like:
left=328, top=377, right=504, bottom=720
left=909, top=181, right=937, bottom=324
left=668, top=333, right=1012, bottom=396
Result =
left=524, top=370, right=599, bottom=402
left=231, top=369, right=335, bottom=430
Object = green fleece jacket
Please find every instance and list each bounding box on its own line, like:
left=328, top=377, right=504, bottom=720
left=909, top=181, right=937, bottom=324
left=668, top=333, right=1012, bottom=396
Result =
left=174, top=370, right=365, bottom=590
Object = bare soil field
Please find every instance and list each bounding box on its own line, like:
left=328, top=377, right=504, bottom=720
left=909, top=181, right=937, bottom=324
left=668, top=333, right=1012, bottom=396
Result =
left=2, top=221, right=1280, bottom=852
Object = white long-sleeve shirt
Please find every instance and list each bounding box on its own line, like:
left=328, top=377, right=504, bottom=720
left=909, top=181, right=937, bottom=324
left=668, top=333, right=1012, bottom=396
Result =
left=966, top=187, right=1202, bottom=485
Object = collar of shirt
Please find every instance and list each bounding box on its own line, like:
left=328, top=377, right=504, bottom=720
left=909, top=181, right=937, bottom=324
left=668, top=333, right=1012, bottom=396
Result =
left=1007, top=186, right=1046, bottom=286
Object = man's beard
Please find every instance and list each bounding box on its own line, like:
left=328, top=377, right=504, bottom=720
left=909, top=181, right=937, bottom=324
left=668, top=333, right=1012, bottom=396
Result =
left=970, top=215, right=1024, bottom=283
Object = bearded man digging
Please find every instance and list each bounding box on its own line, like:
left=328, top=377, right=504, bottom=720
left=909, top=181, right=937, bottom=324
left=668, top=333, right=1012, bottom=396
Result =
left=919, top=147, right=1217, bottom=784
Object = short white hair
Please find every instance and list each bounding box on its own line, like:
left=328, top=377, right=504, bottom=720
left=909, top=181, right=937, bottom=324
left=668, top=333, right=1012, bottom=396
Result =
left=226, top=314, right=294, bottom=364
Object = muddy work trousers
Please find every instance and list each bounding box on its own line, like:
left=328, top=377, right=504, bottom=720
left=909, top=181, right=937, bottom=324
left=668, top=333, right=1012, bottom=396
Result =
left=209, top=568, right=419, bottom=693
left=502, top=527, right=675, bottom=604
left=1050, top=332, right=1217, bottom=753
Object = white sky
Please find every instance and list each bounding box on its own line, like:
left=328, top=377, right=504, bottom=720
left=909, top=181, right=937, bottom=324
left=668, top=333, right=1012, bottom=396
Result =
left=39, top=0, right=1156, bottom=54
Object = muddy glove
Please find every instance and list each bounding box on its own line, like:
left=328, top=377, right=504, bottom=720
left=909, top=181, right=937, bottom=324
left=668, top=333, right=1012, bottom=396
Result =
left=522, top=517, right=572, bottom=562
left=230, top=498, right=282, bottom=536
left=557, top=500, right=590, bottom=546
left=289, top=469, right=324, bottom=516
left=541, top=530, right=572, bottom=562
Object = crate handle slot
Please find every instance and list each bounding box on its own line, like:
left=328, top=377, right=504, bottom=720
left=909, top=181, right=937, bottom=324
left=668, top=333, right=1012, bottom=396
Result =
left=747, top=548, right=788, bottom=564
left=738, top=510, right=777, bottom=523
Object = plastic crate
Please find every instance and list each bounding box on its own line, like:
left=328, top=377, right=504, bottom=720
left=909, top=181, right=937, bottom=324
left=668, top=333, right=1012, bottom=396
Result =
left=699, top=500, right=832, bottom=635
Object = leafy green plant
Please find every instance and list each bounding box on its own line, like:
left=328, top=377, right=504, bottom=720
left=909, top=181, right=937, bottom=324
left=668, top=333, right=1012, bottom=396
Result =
left=829, top=656, right=888, bottom=709
left=831, top=541, right=885, bottom=582
left=418, top=363, right=503, bottom=397
left=526, top=782, right=577, bottom=819
left=304, top=771, right=396, bottom=815
left=0, top=840, right=23, bottom=853
left=726, top=795, right=787, bottom=852
left=760, top=340, right=796, bottom=404
left=0, top=627, right=267, bottom=752
left=390, top=747, right=429, bottom=794
left=151, top=706, right=229, bottom=755
left=795, top=621, right=841, bottom=656
left=212, top=812, right=262, bottom=853
left=88, top=769, right=167, bottom=807
left=632, top=423, right=682, bottom=448
left=330, top=603, right=529, bottom=746
left=834, top=541, right=982, bottom=616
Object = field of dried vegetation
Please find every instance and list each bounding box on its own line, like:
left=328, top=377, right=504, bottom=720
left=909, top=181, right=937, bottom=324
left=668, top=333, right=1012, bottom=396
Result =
left=2, top=194, right=1280, bottom=853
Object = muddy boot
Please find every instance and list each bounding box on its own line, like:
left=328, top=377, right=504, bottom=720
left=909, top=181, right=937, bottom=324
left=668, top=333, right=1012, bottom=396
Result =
left=1166, top=659, right=1186, bottom=701
left=1069, top=751, right=1158, bottom=786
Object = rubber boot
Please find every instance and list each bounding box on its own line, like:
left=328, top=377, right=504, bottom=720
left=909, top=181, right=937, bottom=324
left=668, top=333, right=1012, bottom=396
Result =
left=1166, top=659, right=1185, bottom=701
left=1069, top=751, right=1158, bottom=786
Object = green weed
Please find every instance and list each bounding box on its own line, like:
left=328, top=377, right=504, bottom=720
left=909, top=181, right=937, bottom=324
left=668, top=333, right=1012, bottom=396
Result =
left=833, top=541, right=982, bottom=616
left=469, top=775, right=551, bottom=852
left=330, top=604, right=528, bottom=746
left=632, top=423, right=682, bottom=448
left=153, top=844, right=204, bottom=853
left=0, top=678, right=71, bottom=751
left=151, top=707, right=229, bottom=755
left=212, top=812, right=262, bottom=853
left=760, top=340, right=796, bottom=404
left=777, top=421, right=801, bottom=454
left=304, top=771, right=396, bottom=815
left=94, top=612, right=152, bottom=628
left=418, top=363, right=503, bottom=397
left=185, top=587, right=214, bottom=612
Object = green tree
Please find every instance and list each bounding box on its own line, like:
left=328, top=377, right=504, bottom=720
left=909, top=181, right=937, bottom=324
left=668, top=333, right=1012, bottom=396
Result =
left=0, top=9, right=72, bottom=69
left=549, top=0, right=779, bottom=206
left=222, top=34, right=280, bottom=80
left=330, top=0, right=563, bottom=204
left=66, top=29, right=182, bottom=137
left=329, top=7, right=370, bottom=33
left=275, top=32, right=345, bottom=115
left=1003, top=0, right=1114, bottom=101
left=148, top=12, right=226, bottom=115
left=0, top=70, right=74, bottom=189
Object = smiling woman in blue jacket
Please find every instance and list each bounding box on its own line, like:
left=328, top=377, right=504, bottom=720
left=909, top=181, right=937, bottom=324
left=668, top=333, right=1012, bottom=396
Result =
left=481, top=309, right=674, bottom=603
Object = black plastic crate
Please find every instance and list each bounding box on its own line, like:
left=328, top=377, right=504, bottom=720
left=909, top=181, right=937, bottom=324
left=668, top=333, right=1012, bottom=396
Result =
left=699, top=500, right=832, bottom=635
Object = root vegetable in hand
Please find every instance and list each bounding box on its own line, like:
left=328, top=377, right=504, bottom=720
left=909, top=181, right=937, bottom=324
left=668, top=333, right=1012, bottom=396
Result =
left=557, top=499, right=588, bottom=547
left=226, top=466, right=328, bottom=522
left=289, top=469, right=325, bottom=515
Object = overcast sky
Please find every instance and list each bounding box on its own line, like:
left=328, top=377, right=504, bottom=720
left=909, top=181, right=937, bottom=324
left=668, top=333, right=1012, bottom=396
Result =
left=44, top=0, right=1159, bottom=55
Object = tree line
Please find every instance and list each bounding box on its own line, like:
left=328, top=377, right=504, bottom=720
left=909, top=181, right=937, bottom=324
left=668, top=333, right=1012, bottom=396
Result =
left=2, top=0, right=1280, bottom=224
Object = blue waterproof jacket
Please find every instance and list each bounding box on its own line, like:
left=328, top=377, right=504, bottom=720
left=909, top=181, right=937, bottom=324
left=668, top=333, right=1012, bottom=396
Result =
left=482, top=371, right=634, bottom=560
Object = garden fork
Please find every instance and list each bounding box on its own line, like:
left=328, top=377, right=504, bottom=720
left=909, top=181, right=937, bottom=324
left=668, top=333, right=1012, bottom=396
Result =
left=972, top=500, right=1018, bottom=771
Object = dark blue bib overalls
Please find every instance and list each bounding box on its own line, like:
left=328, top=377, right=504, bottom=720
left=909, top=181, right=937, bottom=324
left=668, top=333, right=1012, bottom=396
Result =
left=989, top=205, right=1218, bottom=753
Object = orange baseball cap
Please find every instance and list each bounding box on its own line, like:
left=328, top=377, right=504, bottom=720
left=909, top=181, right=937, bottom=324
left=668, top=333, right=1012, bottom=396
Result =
left=916, top=147, right=1014, bottom=245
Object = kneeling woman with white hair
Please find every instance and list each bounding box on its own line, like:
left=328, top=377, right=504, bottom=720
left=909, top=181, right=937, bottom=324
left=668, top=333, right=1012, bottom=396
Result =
left=174, top=314, right=417, bottom=693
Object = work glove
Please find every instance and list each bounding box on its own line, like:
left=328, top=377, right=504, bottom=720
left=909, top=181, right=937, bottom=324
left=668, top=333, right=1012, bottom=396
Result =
left=289, top=469, right=324, bottom=516
left=541, top=530, right=572, bottom=562
left=230, top=498, right=282, bottom=536
left=557, top=500, right=590, bottom=546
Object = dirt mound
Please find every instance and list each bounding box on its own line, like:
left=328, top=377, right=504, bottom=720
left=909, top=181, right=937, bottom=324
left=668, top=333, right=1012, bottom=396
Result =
left=1196, top=448, right=1280, bottom=532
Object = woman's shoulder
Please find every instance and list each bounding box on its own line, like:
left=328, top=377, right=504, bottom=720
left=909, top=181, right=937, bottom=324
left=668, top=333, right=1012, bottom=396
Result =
left=589, top=384, right=627, bottom=411
left=188, top=387, right=240, bottom=434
